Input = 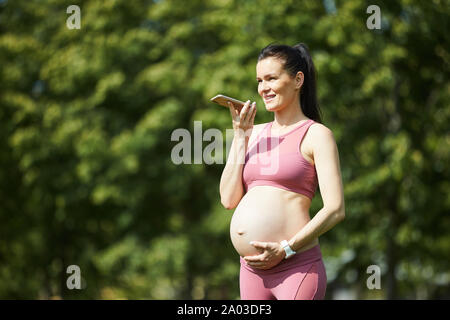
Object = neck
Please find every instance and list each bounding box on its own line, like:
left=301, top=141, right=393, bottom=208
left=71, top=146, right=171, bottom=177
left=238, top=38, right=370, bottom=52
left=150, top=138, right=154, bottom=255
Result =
left=273, top=99, right=308, bottom=128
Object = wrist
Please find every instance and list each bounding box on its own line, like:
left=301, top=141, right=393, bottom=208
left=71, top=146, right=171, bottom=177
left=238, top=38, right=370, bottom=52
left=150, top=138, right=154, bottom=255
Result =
left=288, top=240, right=296, bottom=252
left=234, top=128, right=251, bottom=139
left=279, top=244, right=287, bottom=259
left=280, top=240, right=296, bottom=259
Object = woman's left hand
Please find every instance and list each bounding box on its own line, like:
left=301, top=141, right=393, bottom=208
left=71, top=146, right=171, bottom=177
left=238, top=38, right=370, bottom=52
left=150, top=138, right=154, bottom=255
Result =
left=243, top=241, right=286, bottom=270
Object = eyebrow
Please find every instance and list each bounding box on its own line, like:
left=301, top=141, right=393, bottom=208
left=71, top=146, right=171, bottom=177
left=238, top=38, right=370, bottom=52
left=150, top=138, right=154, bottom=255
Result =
left=256, top=73, right=277, bottom=80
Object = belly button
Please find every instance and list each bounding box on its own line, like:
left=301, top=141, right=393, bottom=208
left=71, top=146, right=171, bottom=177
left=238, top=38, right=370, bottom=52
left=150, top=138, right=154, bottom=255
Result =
left=237, top=229, right=245, bottom=235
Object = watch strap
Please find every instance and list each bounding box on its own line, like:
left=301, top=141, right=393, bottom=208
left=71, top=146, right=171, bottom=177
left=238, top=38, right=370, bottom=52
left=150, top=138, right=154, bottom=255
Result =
left=281, top=240, right=296, bottom=259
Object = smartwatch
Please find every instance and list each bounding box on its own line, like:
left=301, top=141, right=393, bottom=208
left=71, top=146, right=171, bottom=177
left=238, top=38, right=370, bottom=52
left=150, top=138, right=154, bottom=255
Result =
left=280, top=240, right=296, bottom=259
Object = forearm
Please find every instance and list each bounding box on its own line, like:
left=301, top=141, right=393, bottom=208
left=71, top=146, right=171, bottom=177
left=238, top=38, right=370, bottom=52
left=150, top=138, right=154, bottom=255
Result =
left=288, top=206, right=345, bottom=252
left=219, top=131, right=249, bottom=208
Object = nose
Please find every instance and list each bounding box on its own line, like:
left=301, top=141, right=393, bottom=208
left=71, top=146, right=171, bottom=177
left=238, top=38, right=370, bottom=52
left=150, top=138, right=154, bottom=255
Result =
left=259, top=80, right=270, bottom=95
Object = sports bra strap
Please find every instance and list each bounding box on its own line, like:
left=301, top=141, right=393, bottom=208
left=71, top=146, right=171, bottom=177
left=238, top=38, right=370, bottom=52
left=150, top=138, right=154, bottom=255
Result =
left=246, top=122, right=272, bottom=152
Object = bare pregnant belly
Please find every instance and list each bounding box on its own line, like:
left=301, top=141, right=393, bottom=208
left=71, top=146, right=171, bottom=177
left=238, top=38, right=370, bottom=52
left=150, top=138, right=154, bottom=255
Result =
left=229, top=186, right=318, bottom=257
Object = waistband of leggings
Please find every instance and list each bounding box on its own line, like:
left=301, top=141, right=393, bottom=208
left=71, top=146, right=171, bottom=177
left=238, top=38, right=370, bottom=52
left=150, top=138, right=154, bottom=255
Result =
left=240, top=244, right=323, bottom=275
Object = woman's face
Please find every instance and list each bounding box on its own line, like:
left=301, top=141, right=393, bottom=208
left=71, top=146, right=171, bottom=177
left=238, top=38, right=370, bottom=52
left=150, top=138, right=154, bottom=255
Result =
left=256, top=57, right=303, bottom=111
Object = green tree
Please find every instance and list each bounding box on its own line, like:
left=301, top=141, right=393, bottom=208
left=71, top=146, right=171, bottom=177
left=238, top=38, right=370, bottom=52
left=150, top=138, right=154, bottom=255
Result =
left=0, top=0, right=448, bottom=299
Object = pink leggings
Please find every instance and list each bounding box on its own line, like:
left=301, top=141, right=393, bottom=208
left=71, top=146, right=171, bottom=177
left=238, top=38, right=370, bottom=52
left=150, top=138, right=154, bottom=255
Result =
left=240, top=244, right=327, bottom=300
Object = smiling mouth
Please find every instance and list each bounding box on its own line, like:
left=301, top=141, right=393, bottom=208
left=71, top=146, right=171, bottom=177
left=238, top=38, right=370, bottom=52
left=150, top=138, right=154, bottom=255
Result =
left=264, top=95, right=276, bottom=102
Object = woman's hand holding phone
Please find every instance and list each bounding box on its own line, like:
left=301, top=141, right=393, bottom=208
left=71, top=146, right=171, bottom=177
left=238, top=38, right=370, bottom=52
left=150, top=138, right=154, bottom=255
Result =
left=228, top=100, right=257, bottom=138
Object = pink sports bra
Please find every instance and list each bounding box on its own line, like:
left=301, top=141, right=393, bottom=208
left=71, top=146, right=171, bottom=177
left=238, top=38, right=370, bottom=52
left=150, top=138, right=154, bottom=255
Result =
left=242, top=119, right=318, bottom=200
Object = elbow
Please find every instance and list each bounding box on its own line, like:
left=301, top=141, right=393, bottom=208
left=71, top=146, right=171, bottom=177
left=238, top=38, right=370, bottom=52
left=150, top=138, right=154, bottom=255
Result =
left=326, top=203, right=345, bottom=222
left=221, top=198, right=237, bottom=210
left=334, top=205, right=345, bottom=222
left=220, top=187, right=243, bottom=210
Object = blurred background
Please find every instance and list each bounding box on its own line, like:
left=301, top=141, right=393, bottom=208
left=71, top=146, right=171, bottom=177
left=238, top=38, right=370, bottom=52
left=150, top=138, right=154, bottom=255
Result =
left=0, top=0, right=449, bottom=299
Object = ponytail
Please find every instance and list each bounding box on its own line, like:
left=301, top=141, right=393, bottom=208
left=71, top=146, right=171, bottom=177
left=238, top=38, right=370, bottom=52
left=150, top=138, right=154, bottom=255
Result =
left=257, top=42, right=323, bottom=123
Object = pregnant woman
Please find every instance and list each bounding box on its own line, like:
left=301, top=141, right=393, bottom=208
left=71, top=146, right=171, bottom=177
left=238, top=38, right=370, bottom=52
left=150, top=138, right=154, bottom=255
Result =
left=219, top=43, right=345, bottom=300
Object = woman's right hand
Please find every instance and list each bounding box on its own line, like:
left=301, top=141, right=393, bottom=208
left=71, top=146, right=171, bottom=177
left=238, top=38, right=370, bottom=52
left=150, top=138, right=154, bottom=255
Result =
left=228, top=100, right=257, bottom=136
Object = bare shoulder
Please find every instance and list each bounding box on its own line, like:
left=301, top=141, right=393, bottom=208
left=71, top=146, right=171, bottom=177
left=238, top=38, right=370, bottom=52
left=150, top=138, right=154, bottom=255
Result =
left=304, top=122, right=336, bottom=161
left=308, top=122, right=339, bottom=155
left=309, top=122, right=335, bottom=140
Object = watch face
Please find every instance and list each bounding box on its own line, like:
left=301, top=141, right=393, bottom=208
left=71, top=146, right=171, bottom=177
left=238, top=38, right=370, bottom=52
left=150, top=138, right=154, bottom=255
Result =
left=284, top=248, right=294, bottom=259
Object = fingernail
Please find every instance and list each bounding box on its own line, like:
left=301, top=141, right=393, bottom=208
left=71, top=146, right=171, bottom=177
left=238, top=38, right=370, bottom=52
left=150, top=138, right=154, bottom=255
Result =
left=249, top=241, right=254, bottom=245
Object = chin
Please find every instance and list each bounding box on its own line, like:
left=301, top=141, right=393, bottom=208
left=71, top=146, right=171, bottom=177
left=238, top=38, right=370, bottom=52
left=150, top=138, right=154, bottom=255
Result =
left=265, top=103, right=281, bottom=111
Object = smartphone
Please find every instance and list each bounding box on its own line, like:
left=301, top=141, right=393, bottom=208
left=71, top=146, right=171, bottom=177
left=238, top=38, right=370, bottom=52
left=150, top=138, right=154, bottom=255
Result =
left=210, top=94, right=245, bottom=110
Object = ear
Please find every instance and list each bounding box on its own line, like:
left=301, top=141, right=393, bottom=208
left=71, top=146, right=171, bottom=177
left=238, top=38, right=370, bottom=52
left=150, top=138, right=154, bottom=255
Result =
left=295, top=71, right=304, bottom=91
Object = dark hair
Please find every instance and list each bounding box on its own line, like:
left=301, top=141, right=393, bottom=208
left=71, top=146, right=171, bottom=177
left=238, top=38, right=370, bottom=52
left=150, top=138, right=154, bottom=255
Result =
left=257, top=42, right=323, bottom=123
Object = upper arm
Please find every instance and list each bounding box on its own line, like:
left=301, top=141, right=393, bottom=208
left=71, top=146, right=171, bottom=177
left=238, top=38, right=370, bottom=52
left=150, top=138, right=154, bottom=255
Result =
left=311, top=124, right=345, bottom=215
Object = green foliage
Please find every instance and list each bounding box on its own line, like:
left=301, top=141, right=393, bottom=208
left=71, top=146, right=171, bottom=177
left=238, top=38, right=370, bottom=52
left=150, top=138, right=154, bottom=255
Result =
left=0, top=0, right=448, bottom=299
